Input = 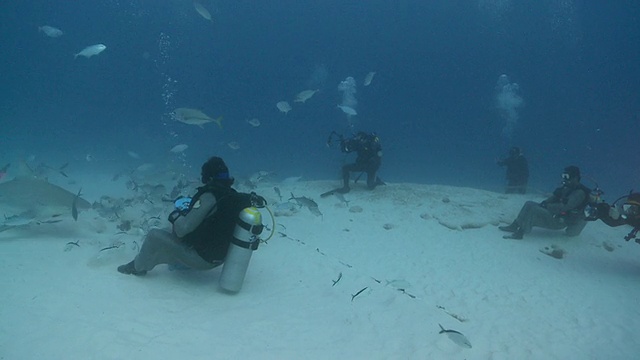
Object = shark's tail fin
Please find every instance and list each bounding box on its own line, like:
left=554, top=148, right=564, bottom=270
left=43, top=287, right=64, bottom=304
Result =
left=213, top=116, right=223, bottom=129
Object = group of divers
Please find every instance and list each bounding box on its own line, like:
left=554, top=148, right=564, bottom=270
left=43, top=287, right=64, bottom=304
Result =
left=8, top=130, right=624, bottom=286
left=495, top=146, right=639, bottom=241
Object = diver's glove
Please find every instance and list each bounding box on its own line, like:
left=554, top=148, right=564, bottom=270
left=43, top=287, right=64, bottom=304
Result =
left=174, top=196, right=192, bottom=212
left=168, top=196, right=192, bottom=224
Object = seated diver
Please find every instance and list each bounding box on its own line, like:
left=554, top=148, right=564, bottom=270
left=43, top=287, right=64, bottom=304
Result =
left=586, top=192, right=640, bottom=243
left=496, top=146, right=529, bottom=194
left=118, top=156, right=263, bottom=276
left=499, top=166, right=591, bottom=240
left=335, top=131, right=383, bottom=194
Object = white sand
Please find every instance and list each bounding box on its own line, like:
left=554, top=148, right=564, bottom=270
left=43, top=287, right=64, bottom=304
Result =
left=2, top=179, right=639, bottom=359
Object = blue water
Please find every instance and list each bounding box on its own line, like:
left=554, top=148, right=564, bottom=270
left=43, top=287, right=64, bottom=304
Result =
left=2, top=1, right=638, bottom=199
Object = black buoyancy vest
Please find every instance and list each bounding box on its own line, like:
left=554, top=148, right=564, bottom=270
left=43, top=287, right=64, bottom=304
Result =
left=553, top=184, right=592, bottom=217
left=182, top=183, right=254, bottom=263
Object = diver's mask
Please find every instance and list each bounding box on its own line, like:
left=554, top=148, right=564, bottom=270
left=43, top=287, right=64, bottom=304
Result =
left=561, top=173, right=571, bottom=186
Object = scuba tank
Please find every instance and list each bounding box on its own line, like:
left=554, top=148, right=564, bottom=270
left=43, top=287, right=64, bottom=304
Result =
left=219, top=206, right=264, bottom=292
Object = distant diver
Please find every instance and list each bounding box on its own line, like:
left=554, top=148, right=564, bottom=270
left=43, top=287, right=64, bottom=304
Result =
left=496, top=146, right=529, bottom=194
left=499, top=166, right=590, bottom=240
left=322, top=131, right=384, bottom=197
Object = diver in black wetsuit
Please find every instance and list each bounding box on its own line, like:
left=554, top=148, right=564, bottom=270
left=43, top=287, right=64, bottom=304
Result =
left=336, top=131, right=383, bottom=193
left=586, top=192, right=640, bottom=243
left=117, top=156, right=263, bottom=276
left=499, top=166, right=590, bottom=240
left=496, top=146, right=529, bottom=194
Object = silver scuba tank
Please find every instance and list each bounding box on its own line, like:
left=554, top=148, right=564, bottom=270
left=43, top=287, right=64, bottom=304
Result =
left=219, top=207, right=263, bottom=292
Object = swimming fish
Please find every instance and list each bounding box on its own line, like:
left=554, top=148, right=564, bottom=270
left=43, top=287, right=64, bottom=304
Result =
left=294, top=89, right=319, bottom=103
left=363, top=71, right=376, bottom=86
left=173, top=108, right=223, bottom=129
left=127, top=151, right=141, bottom=159
left=289, top=192, right=322, bottom=217
left=39, top=25, right=63, bottom=38
left=337, top=105, right=357, bottom=116
left=273, top=187, right=282, bottom=201
left=74, top=44, right=106, bottom=59
left=0, top=177, right=91, bottom=219
left=248, top=171, right=274, bottom=185
left=438, top=324, right=472, bottom=348
left=135, top=163, right=154, bottom=173
left=276, top=101, right=292, bottom=115
left=170, top=144, right=188, bottom=153
left=71, top=188, right=82, bottom=221
left=246, top=118, right=261, bottom=127
left=193, top=2, right=212, bottom=21
left=227, top=141, right=240, bottom=150
left=0, top=211, right=64, bottom=233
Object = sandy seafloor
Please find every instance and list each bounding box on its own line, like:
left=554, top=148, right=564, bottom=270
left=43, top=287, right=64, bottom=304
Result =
left=1, top=172, right=639, bottom=360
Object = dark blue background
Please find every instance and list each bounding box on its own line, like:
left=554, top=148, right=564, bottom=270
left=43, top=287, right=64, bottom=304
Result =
left=1, top=0, right=638, bottom=198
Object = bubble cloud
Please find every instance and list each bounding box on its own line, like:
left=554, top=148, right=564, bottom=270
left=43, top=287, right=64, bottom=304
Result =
left=338, top=76, right=357, bottom=109
left=495, top=74, right=523, bottom=139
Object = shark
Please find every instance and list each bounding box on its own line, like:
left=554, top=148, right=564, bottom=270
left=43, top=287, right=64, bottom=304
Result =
left=0, top=177, right=91, bottom=232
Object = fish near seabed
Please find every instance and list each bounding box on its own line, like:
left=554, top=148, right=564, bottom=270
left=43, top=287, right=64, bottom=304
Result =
left=74, top=44, right=107, bottom=59
left=72, top=188, right=82, bottom=221
left=289, top=192, right=323, bottom=217
left=0, top=177, right=91, bottom=219
left=438, top=324, right=472, bottom=348
left=39, top=25, right=63, bottom=38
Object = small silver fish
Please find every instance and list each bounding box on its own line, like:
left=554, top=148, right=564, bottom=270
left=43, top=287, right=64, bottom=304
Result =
left=194, top=2, right=212, bottom=21
left=276, top=101, right=292, bottom=114
left=72, top=188, right=82, bottom=221
left=170, top=144, right=188, bottom=153
left=246, top=118, right=261, bottom=127
left=273, top=187, right=282, bottom=201
left=363, top=71, right=376, bottom=86
left=39, top=25, right=63, bottom=38
left=289, top=192, right=322, bottom=217
left=127, top=150, right=141, bottom=159
left=2, top=212, right=37, bottom=227
left=74, top=44, right=106, bottom=59
left=337, top=105, right=357, bottom=116
left=172, top=108, right=222, bottom=129
left=438, top=324, right=472, bottom=348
